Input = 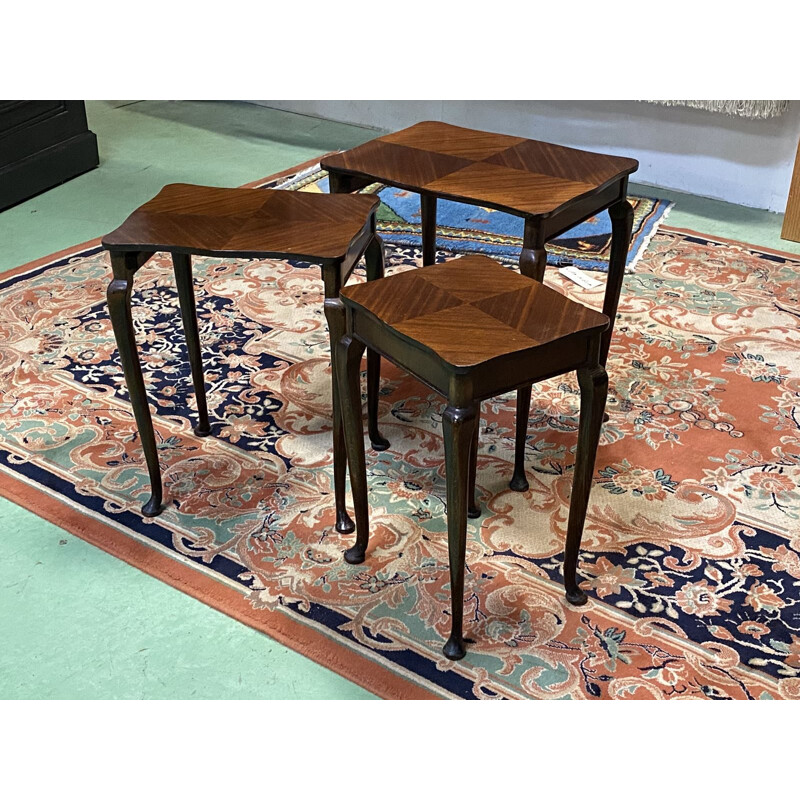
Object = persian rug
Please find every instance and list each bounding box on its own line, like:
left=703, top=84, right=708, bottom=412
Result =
left=1, top=161, right=799, bottom=700
left=261, top=164, right=672, bottom=273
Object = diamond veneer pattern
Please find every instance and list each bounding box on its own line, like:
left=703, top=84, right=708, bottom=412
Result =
left=423, top=162, right=594, bottom=216
left=482, top=138, right=631, bottom=186
left=333, top=140, right=473, bottom=189
left=341, top=254, right=609, bottom=368
left=102, top=183, right=380, bottom=260
left=322, top=120, right=638, bottom=218
left=380, top=122, right=527, bottom=161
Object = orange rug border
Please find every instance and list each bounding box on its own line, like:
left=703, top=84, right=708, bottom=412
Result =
left=660, top=225, right=800, bottom=259
left=3, top=159, right=799, bottom=700
left=0, top=468, right=438, bottom=700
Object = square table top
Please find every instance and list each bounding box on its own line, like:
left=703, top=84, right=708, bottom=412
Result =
left=102, top=183, right=379, bottom=262
left=340, top=254, right=609, bottom=369
left=321, top=121, right=638, bottom=219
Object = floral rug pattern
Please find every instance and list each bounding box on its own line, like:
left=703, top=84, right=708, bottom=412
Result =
left=1, top=193, right=799, bottom=698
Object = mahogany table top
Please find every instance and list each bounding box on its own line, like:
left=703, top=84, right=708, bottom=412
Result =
left=340, top=254, right=609, bottom=369
left=102, top=183, right=380, bottom=262
left=322, top=121, right=638, bottom=219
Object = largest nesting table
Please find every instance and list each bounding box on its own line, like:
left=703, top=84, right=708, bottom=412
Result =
left=322, top=120, right=639, bottom=490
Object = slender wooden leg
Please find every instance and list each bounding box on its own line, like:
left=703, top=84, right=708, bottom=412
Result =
left=509, top=384, right=532, bottom=492
left=172, top=252, right=211, bottom=437
left=468, top=408, right=481, bottom=518
left=442, top=404, right=478, bottom=660
left=564, top=361, right=608, bottom=605
left=323, top=298, right=354, bottom=534
left=601, top=198, right=634, bottom=369
left=107, top=250, right=163, bottom=517
left=364, top=234, right=389, bottom=451
left=336, top=335, right=370, bottom=564
left=420, top=193, right=437, bottom=266
left=514, top=219, right=546, bottom=490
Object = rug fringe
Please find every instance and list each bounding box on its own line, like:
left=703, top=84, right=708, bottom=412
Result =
left=627, top=200, right=674, bottom=273
left=273, top=162, right=323, bottom=190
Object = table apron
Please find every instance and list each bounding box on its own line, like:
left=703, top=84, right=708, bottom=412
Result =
left=538, top=181, right=626, bottom=242
left=349, top=306, right=602, bottom=406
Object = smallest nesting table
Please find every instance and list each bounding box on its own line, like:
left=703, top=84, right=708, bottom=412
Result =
left=336, top=254, right=610, bottom=660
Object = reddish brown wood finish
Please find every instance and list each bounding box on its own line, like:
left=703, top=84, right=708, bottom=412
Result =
left=321, top=121, right=637, bottom=219
left=103, top=183, right=384, bottom=526
left=103, top=183, right=380, bottom=261
left=342, top=255, right=608, bottom=369
left=324, top=121, right=637, bottom=494
left=337, top=254, right=610, bottom=660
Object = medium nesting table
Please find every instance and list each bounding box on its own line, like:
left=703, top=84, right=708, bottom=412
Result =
left=322, top=121, right=638, bottom=491
left=103, top=183, right=386, bottom=528
left=336, top=254, right=610, bottom=659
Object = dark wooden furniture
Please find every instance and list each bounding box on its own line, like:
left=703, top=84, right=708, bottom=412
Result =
left=103, top=183, right=386, bottom=528
left=0, top=101, right=98, bottom=210
left=336, top=254, right=610, bottom=660
left=322, top=121, right=636, bottom=491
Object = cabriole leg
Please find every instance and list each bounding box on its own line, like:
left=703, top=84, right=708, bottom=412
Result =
left=364, top=234, right=389, bottom=451
left=336, top=335, right=370, bottom=564
left=172, top=252, right=211, bottom=436
left=514, top=219, right=546, bottom=491
left=442, top=404, right=478, bottom=660
left=324, top=298, right=355, bottom=534
left=564, top=363, right=608, bottom=605
left=107, top=250, right=163, bottom=517
left=600, top=199, right=634, bottom=369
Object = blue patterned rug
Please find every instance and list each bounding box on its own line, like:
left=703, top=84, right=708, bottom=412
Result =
left=260, top=164, right=673, bottom=272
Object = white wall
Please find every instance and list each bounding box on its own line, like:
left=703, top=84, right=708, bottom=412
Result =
left=255, top=100, right=800, bottom=212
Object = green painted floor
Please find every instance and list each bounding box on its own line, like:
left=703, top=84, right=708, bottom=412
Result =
left=1, top=101, right=798, bottom=699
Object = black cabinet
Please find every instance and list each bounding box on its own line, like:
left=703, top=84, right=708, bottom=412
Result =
left=0, top=100, right=99, bottom=211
